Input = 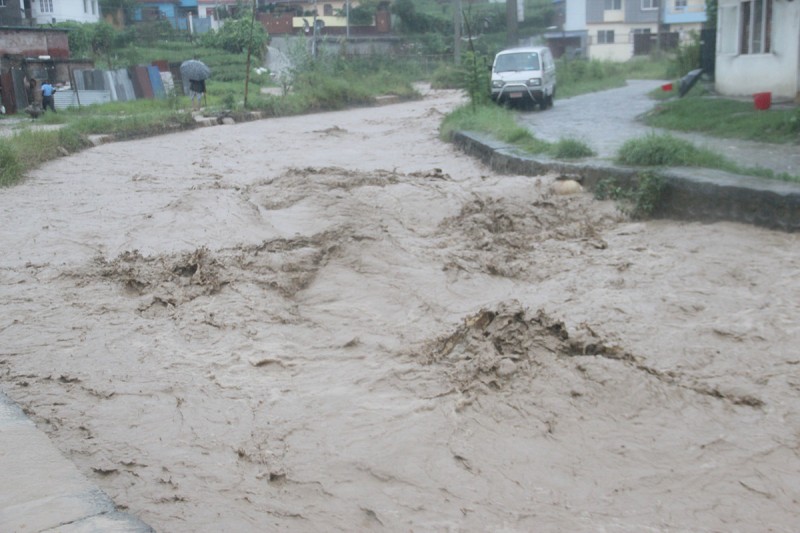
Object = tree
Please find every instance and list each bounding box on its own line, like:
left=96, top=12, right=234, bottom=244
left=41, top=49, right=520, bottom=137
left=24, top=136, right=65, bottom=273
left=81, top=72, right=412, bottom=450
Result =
left=205, top=17, right=269, bottom=57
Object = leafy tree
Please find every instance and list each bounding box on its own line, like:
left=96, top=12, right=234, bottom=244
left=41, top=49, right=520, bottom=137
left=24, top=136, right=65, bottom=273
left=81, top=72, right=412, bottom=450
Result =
left=202, top=17, right=269, bottom=58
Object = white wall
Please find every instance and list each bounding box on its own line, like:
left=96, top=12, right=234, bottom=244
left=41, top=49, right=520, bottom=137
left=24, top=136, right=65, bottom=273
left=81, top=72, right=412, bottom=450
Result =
left=587, top=23, right=657, bottom=61
left=565, top=0, right=586, bottom=32
left=33, top=0, right=100, bottom=24
left=715, top=0, right=800, bottom=99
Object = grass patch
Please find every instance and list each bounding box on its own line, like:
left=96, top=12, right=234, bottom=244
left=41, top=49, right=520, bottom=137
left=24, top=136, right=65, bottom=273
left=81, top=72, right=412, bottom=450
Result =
left=617, top=132, right=800, bottom=183
left=556, top=55, right=671, bottom=99
left=441, top=103, right=595, bottom=160
left=551, top=138, right=595, bottom=159
left=644, top=95, right=800, bottom=144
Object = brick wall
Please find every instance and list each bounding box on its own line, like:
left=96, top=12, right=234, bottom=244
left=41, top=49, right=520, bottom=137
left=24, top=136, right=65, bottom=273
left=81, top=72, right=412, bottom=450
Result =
left=0, top=29, right=71, bottom=58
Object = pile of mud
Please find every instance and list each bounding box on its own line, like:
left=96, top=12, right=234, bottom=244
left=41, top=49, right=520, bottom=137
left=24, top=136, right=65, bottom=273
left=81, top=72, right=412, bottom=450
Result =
left=424, top=300, right=628, bottom=398
left=439, top=192, right=620, bottom=278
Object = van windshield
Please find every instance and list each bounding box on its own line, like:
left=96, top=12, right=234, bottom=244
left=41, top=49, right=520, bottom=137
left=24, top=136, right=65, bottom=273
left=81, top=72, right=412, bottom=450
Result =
left=494, top=52, right=540, bottom=72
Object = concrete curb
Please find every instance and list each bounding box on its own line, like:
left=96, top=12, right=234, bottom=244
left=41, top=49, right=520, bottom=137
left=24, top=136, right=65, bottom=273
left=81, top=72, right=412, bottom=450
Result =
left=0, top=391, right=154, bottom=533
left=452, top=130, right=800, bottom=232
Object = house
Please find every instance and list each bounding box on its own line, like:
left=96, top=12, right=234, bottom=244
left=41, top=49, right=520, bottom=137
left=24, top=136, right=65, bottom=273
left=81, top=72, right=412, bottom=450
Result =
left=0, top=0, right=31, bottom=26
left=0, top=26, right=93, bottom=114
left=583, top=0, right=705, bottom=61
left=32, top=0, right=101, bottom=24
left=544, top=0, right=589, bottom=58
left=715, top=0, right=800, bottom=101
left=0, top=0, right=100, bottom=25
left=132, top=0, right=201, bottom=31
left=662, top=0, right=707, bottom=42
left=255, top=0, right=391, bottom=36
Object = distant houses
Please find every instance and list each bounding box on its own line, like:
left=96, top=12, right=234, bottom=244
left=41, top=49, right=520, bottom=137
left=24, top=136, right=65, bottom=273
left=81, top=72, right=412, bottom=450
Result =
left=546, top=0, right=706, bottom=61
left=0, top=0, right=101, bottom=26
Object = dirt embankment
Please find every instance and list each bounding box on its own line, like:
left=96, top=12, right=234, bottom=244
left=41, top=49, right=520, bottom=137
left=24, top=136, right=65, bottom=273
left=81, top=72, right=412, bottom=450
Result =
left=1, top=88, right=799, bottom=532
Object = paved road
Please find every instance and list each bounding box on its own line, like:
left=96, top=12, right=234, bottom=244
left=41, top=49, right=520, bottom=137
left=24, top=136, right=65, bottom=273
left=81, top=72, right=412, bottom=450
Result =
left=516, top=79, right=800, bottom=177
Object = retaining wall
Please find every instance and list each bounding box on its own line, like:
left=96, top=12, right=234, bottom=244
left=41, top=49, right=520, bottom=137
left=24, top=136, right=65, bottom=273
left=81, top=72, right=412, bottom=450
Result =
left=452, top=130, right=800, bottom=232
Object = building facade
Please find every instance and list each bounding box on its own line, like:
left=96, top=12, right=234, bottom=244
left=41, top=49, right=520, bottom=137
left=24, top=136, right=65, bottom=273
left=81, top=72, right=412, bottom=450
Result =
left=715, top=0, right=799, bottom=100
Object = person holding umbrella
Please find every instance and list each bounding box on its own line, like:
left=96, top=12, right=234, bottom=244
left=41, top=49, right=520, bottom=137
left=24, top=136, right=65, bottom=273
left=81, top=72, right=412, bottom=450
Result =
left=180, top=59, right=211, bottom=111
left=189, top=79, right=206, bottom=111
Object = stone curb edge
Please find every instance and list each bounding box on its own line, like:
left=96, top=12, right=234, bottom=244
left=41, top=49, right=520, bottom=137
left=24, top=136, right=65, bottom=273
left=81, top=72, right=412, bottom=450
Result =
left=452, top=130, right=800, bottom=232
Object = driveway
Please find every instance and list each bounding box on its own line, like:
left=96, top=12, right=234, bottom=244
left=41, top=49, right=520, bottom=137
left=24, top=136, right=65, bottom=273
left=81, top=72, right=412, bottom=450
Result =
left=516, top=79, right=800, bottom=176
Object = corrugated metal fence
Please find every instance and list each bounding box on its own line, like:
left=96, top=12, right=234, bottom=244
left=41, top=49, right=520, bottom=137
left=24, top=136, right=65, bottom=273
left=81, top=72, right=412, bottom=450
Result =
left=54, top=63, right=184, bottom=111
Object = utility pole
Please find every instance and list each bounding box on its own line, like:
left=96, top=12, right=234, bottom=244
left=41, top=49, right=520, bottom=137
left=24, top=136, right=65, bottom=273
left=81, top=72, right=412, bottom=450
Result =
left=346, top=0, right=350, bottom=40
left=243, top=0, right=257, bottom=107
left=655, top=0, right=663, bottom=55
left=506, top=0, right=518, bottom=47
left=454, top=0, right=462, bottom=63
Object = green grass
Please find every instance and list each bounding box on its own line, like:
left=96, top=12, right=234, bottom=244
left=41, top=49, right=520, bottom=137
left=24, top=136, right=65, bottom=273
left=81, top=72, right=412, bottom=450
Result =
left=440, top=103, right=594, bottom=159
left=644, top=93, right=800, bottom=144
left=616, top=132, right=800, bottom=183
left=555, top=55, right=672, bottom=99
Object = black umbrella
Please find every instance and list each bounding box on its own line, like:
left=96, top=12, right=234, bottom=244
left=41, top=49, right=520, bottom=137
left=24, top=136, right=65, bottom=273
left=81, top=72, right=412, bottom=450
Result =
left=180, top=59, right=211, bottom=81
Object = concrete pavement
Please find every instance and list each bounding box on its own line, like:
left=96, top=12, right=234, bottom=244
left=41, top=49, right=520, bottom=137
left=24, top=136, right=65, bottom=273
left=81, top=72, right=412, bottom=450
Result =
left=0, top=392, right=153, bottom=532
left=516, top=79, right=800, bottom=177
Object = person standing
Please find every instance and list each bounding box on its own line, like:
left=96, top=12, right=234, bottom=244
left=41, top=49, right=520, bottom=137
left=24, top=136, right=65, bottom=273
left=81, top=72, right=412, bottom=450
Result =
left=189, top=79, right=205, bottom=111
left=41, top=81, right=56, bottom=113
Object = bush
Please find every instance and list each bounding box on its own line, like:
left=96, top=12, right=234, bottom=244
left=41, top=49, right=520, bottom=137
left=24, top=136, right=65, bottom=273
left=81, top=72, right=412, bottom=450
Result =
left=616, top=132, right=726, bottom=167
left=668, top=31, right=701, bottom=78
left=202, top=17, right=269, bottom=57
left=550, top=138, right=595, bottom=159
left=593, top=172, right=665, bottom=219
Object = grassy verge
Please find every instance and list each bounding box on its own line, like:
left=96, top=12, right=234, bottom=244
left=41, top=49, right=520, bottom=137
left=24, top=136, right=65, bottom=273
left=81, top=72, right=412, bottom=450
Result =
left=440, top=103, right=594, bottom=159
left=643, top=91, right=800, bottom=144
left=617, top=133, right=800, bottom=183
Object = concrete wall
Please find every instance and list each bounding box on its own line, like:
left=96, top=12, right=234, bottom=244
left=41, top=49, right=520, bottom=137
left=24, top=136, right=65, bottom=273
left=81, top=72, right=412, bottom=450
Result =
left=715, top=0, right=800, bottom=99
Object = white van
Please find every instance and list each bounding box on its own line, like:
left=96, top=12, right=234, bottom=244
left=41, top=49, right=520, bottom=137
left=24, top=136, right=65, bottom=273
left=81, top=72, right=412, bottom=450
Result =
left=490, top=46, right=557, bottom=109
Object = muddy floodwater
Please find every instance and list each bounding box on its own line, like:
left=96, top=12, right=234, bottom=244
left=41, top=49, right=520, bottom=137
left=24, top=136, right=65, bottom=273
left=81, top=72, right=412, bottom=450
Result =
left=1, top=87, right=799, bottom=532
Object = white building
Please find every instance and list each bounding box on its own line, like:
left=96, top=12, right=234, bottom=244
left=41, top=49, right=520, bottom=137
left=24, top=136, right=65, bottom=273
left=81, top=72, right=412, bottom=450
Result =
left=715, top=0, right=800, bottom=100
left=31, top=0, right=101, bottom=24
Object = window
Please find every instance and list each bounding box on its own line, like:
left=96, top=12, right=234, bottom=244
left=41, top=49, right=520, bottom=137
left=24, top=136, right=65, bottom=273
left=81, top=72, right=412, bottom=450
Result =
left=92, top=0, right=96, bottom=14
left=740, top=0, right=771, bottom=54
left=633, top=28, right=651, bottom=34
left=84, top=0, right=88, bottom=12
left=1, top=0, right=7, bottom=7
left=604, top=0, right=622, bottom=10
left=674, top=0, right=687, bottom=7
left=598, top=30, right=615, bottom=43
left=642, top=0, right=659, bottom=10
left=323, top=3, right=332, bottom=15
left=40, top=0, right=53, bottom=13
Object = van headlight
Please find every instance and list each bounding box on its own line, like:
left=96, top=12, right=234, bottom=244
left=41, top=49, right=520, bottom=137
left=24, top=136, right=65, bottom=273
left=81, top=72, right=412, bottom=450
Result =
left=527, top=78, right=542, bottom=87
left=491, top=80, right=505, bottom=88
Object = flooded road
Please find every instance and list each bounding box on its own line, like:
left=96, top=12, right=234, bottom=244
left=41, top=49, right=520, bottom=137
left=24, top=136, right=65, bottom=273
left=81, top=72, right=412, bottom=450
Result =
left=1, top=87, right=799, bottom=532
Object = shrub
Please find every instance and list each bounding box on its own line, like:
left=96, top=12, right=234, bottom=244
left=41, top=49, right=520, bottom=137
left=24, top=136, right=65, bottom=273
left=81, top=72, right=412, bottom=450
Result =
left=593, top=172, right=665, bottom=219
left=550, top=138, right=595, bottom=159
left=202, top=18, right=269, bottom=57
left=616, top=132, right=726, bottom=167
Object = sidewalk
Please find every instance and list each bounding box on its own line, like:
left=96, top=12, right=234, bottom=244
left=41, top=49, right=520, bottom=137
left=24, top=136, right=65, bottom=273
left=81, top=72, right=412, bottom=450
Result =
left=0, top=392, right=153, bottom=532
left=516, top=79, right=800, bottom=177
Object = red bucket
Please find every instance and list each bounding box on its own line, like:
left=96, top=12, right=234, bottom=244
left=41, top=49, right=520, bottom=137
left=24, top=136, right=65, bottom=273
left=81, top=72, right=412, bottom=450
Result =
left=753, top=92, right=772, bottom=110
left=661, top=83, right=673, bottom=92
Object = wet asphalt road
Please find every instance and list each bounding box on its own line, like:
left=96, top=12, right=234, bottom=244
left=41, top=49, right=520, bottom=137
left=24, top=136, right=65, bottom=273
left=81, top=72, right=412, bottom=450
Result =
left=515, top=79, right=800, bottom=176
